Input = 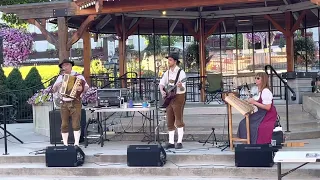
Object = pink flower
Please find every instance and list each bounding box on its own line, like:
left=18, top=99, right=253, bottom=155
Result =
left=0, top=27, right=33, bottom=67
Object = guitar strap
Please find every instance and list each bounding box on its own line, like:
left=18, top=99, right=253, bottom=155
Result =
left=174, top=69, right=182, bottom=85
left=167, top=68, right=182, bottom=86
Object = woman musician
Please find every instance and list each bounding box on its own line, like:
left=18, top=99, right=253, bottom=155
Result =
left=237, top=72, right=278, bottom=144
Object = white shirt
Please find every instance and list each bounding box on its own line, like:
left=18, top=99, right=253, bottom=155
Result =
left=54, top=71, right=89, bottom=101
left=159, top=66, right=186, bottom=94
left=259, top=88, right=273, bottom=105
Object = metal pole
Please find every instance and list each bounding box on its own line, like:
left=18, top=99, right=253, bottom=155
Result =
left=285, top=85, right=290, bottom=132
left=3, top=107, right=8, bottom=155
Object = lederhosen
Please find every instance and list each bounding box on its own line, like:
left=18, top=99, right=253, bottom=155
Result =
left=166, top=69, right=186, bottom=131
left=60, top=73, right=83, bottom=133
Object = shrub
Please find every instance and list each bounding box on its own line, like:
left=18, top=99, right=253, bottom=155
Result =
left=24, top=67, right=44, bottom=92
left=6, top=68, right=24, bottom=90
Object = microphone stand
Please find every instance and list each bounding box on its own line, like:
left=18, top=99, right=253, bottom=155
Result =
left=153, top=66, right=160, bottom=145
left=49, top=70, right=64, bottom=147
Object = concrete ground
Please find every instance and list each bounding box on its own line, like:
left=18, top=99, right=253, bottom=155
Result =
left=0, top=103, right=319, bottom=179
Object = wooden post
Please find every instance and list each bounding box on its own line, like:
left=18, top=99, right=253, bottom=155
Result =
left=285, top=12, right=294, bottom=72
left=199, top=18, right=206, bottom=102
left=57, top=17, right=69, bottom=62
left=83, top=30, right=91, bottom=86
left=264, top=11, right=306, bottom=72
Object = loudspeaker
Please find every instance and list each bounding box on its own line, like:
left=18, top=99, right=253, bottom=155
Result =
left=127, top=144, right=166, bottom=167
left=45, top=145, right=85, bottom=167
left=235, top=144, right=274, bottom=167
left=0, top=37, right=3, bottom=65
left=49, top=109, right=86, bottom=144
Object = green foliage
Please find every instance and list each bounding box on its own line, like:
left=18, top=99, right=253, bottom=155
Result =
left=278, top=36, right=285, bottom=48
left=0, top=0, right=51, bottom=29
left=24, top=67, right=44, bottom=93
left=6, top=68, right=25, bottom=90
left=294, top=36, right=316, bottom=66
left=228, top=34, right=243, bottom=49
left=143, top=35, right=182, bottom=57
left=143, top=35, right=162, bottom=57
left=0, top=68, right=9, bottom=105
left=90, top=59, right=108, bottom=74
left=141, top=70, right=155, bottom=78
left=161, top=36, right=183, bottom=46
left=185, top=42, right=209, bottom=72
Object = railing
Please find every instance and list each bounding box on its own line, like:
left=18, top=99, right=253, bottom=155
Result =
left=265, top=65, right=296, bottom=132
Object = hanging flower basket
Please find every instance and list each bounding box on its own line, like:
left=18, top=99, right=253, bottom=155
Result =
left=0, top=27, right=33, bottom=67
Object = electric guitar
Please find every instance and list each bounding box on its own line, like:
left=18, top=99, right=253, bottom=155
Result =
left=161, top=77, right=188, bottom=108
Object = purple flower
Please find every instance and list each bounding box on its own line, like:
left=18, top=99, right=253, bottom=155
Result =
left=0, top=27, right=33, bottom=67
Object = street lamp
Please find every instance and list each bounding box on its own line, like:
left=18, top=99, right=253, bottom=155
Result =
left=105, top=56, right=119, bottom=78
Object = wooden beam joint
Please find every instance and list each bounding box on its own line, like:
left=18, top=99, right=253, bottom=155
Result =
left=27, top=19, right=58, bottom=48
left=125, top=17, right=145, bottom=39
left=67, top=15, right=97, bottom=50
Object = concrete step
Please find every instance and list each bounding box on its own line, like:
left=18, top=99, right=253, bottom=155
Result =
left=4, top=177, right=317, bottom=180
left=0, top=153, right=234, bottom=164
left=84, top=129, right=320, bottom=142
left=2, top=177, right=316, bottom=180
left=0, top=161, right=319, bottom=179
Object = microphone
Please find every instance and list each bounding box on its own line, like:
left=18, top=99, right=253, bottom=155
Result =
left=59, top=69, right=65, bottom=75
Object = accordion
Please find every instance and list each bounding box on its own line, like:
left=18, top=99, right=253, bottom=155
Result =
left=59, top=74, right=85, bottom=99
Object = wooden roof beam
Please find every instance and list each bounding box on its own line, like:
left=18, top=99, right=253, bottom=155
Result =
left=126, top=18, right=145, bottom=39
left=169, top=8, right=187, bottom=34
left=290, top=10, right=307, bottom=33
left=76, top=0, right=265, bottom=15
left=67, top=15, right=97, bottom=50
left=121, top=1, right=316, bottom=19
left=95, top=14, right=112, bottom=30
left=27, top=19, right=58, bottom=48
left=263, top=15, right=286, bottom=34
left=180, top=19, right=199, bottom=40
left=204, top=18, right=225, bottom=39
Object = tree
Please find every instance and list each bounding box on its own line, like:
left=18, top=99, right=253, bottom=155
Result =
left=143, top=35, right=163, bottom=57
left=0, top=0, right=50, bottom=28
left=161, top=36, right=183, bottom=46
left=278, top=36, right=285, bottom=49
left=185, top=42, right=210, bottom=72
left=6, top=68, right=25, bottom=90
left=0, top=68, right=9, bottom=105
left=142, top=35, right=183, bottom=57
left=228, top=34, right=243, bottom=49
left=294, top=36, right=316, bottom=66
left=24, top=67, right=44, bottom=94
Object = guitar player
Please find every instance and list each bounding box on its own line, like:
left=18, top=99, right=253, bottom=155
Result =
left=52, top=59, right=89, bottom=147
left=159, top=52, right=187, bottom=149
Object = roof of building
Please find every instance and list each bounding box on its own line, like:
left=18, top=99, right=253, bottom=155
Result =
left=0, top=0, right=318, bottom=35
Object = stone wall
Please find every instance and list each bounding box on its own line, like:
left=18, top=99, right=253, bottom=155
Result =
left=302, top=93, right=320, bottom=120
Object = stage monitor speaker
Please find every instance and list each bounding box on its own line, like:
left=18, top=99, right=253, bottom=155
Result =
left=45, top=145, right=85, bottom=167
left=0, top=37, right=3, bottom=65
left=127, top=144, right=166, bottom=167
left=235, top=144, right=274, bottom=167
left=49, top=109, right=86, bottom=144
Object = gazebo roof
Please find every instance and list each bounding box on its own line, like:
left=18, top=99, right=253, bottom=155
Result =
left=0, top=0, right=318, bottom=35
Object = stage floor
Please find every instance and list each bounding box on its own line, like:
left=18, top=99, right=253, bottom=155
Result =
left=1, top=123, right=320, bottom=180
left=1, top=123, right=320, bottom=156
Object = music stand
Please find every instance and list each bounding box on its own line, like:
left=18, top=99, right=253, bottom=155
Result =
left=199, top=127, right=218, bottom=146
left=0, top=105, right=23, bottom=155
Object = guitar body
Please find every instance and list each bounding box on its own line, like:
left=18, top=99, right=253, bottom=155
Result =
left=161, top=89, right=176, bottom=108
left=161, top=78, right=188, bottom=108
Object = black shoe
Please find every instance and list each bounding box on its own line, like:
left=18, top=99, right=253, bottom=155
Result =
left=164, top=143, right=175, bottom=149
left=175, top=143, right=183, bottom=149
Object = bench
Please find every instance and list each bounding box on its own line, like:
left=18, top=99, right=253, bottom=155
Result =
left=274, top=151, right=320, bottom=180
